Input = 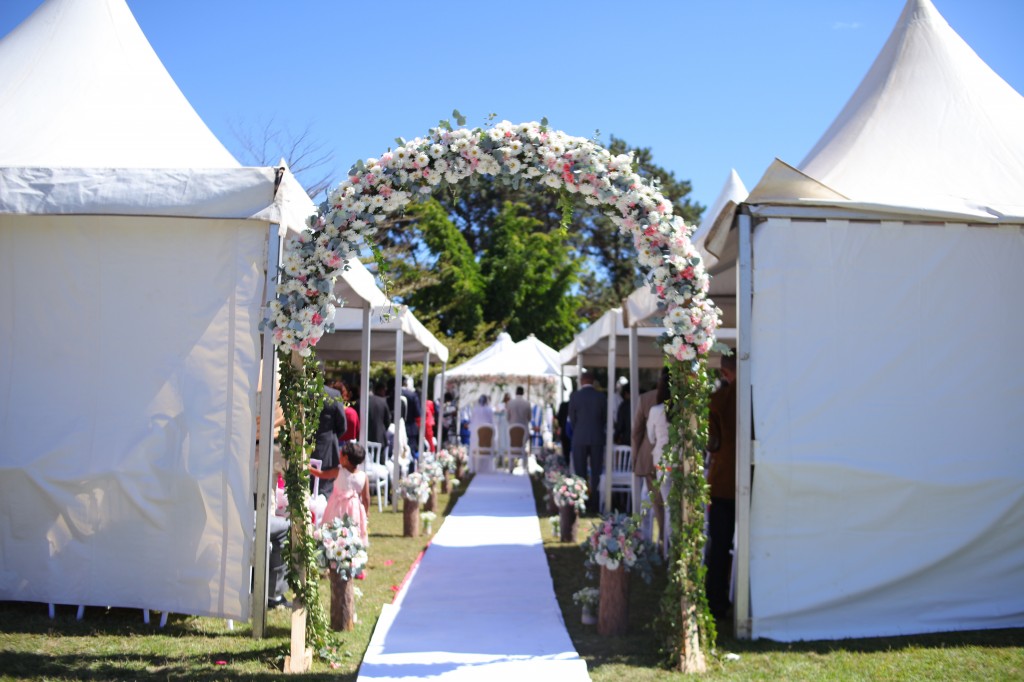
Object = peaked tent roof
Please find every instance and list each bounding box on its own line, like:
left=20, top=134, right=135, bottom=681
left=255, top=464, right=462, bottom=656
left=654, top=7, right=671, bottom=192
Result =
left=740, top=0, right=1024, bottom=223
left=445, top=332, right=518, bottom=378
left=0, top=0, right=237, bottom=168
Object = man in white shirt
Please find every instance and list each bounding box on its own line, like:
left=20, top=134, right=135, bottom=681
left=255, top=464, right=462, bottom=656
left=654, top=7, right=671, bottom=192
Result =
left=507, top=386, right=532, bottom=427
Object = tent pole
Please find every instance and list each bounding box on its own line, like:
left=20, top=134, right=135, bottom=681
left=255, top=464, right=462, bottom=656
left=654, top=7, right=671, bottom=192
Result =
left=604, top=327, right=616, bottom=513
left=735, top=211, right=754, bottom=639
left=436, top=361, right=446, bottom=448
left=629, top=323, right=640, bottom=514
left=419, top=352, right=430, bottom=455
left=252, top=222, right=281, bottom=639
left=359, top=306, right=371, bottom=448
left=392, top=319, right=405, bottom=511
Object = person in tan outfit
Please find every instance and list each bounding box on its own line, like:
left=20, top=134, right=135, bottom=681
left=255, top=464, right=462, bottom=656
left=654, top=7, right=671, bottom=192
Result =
left=632, top=367, right=668, bottom=543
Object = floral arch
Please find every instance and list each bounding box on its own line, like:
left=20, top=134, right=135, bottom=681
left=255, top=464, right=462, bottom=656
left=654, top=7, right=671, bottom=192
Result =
left=264, top=116, right=721, bottom=670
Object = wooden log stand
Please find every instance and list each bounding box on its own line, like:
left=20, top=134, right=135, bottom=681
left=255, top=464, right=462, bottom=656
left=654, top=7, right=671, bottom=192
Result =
left=403, top=498, right=420, bottom=538
left=329, top=571, right=355, bottom=631
left=598, top=566, right=629, bottom=636
left=558, top=504, right=577, bottom=543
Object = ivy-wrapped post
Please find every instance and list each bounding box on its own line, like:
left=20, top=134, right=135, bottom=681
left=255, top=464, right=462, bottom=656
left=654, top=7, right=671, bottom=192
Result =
left=656, top=360, right=713, bottom=674
left=278, top=350, right=333, bottom=672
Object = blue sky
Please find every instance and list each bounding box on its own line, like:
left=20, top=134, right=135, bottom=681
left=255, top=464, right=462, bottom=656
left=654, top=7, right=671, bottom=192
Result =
left=2, top=0, right=1022, bottom=215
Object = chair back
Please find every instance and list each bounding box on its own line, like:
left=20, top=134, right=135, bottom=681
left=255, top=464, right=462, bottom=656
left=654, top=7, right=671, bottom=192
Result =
left=365, top=441, right=383, bottom=466
left=508, top=423, right=528, bottom=449
left=612, top=446, right=631, bottom=474
left=476, top=424, right=494, bottom=449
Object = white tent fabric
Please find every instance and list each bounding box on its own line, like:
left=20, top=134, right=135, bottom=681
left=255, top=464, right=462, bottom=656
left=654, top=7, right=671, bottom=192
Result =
left=315, top=304, right=449, bottom=364
left=0, top=0, right=305, bottom=621
left=0, top=0, right=237, bottom=168
left=749, top=218, right=1024, bottom=640
left=798, top=0, right=1024, bottom=220
left=559, top=308, right=666, bottom=370
left=708, top=0, right=1024, bottom=641
left=439, top=333, right=563, bottom=412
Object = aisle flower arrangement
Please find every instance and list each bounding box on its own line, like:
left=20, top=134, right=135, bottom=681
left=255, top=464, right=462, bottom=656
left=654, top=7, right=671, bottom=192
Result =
left=435, top=448, right=458, bottom=476
left=420, top=459, right=446, bottom=486
left=552, top=474, right=589, bottom=514
left=397, top=472, right=431, bottom=504
left=420, top=511, right=437, bottom=535
left=583, top=512, right=659, bottom=583
left=314, top=515, right=369, bottom=581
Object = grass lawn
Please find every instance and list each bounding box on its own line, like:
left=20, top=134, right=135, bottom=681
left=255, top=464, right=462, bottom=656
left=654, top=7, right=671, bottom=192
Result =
left=2, top=471, right=1022, bottom=681
left=531, top=475, right=1024, bottom=681
left=0, top=476, right=471, bottom=681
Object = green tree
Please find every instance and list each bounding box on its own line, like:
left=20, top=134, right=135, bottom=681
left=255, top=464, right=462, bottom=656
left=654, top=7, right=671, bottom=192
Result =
left=400, top=199, right=485, bottom=338
left=431, top=134, right=702, bottom=323
left=479, top=202, right=581, bottom=349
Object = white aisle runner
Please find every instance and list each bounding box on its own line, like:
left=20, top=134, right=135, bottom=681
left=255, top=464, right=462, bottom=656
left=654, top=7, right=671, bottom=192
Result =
left=357, top=473, right=591, bottom=681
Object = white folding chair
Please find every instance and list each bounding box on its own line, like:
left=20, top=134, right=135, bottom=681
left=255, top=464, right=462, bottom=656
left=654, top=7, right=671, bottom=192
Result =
left=363, top=441, right=389, bottom=512
left=472, top=424, right=495, bottom=473
left=601, top=445, right=634, bottom=513
left=506, top=423, right=529, bottom=473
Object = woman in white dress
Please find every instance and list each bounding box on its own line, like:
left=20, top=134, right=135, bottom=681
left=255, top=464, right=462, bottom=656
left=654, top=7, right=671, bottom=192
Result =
left=646, top=371, right=671, bottom=553
left=468, top=395, right=494, bottom=471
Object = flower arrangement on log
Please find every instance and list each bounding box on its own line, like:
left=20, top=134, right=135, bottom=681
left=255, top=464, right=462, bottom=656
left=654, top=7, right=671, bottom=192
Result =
left=583, top=512, right=659, bottom=583
left=552, top=474, right=589, bottom=514
left=314, top=515, right=369, bottom=581
left=398, top=471, right=431, bottom=505
left=435, top=449, right=459, bottom=476
left=420, top=459, right=446, bottom=486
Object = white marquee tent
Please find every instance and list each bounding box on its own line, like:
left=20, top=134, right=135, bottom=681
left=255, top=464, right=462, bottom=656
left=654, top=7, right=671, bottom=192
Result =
left=0, top=0, right=309, bottom=627
left=703, top=0, right=1024, bottom=641
left=440, top=332, right=566, bottom=408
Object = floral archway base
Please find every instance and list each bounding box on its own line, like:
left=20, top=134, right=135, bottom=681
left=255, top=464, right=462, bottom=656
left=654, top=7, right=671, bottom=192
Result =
left=262, top=114, right=721, bottom=671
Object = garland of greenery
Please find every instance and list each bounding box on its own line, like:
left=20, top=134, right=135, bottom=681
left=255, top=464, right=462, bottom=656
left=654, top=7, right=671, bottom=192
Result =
left=655, top=359, right=716, bottom=666
left=276, top=350, right=334, bottom=654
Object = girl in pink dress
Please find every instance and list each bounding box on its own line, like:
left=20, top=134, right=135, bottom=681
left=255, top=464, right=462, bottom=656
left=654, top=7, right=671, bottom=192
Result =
left=313, top=442, right=370, bottom=545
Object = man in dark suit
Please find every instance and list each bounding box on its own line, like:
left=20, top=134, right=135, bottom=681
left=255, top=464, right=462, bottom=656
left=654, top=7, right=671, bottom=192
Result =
left=362, top=381, right=393, bottom=448
left=567, top=369, right=607, bottom=514
left=312, top=384, right=347, bottom=498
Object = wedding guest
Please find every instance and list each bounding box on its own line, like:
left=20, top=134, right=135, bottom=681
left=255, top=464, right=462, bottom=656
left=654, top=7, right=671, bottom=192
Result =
left=706, top=351, right=737, bottom=622
left=632, top=369, right=665, bottom=543
left=557, top=391, right=573, bottom=462
left=469, top=394, right=494, bottom=469
left=361, top=380, right=392, bottom=448
left=313, top=384, right=347, bottom=498
left=568, top=369, right=606, bottom=514
left=441, top=391, right=457, bottom=446
left=645, top=368, right=672, bottom=553
left=420, top=396, right=437, bottom=454
left=507, top=386, right=532, bottom=428
left=613, top=383, right=631, bottom=445
left=313, top=441, right=370, bottom=546
left=337, top=380, right=359, bottom=444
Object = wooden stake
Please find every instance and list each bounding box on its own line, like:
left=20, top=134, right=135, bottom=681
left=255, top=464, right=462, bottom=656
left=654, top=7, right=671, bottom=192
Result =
left=283, top=350, right=312, bottom=674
